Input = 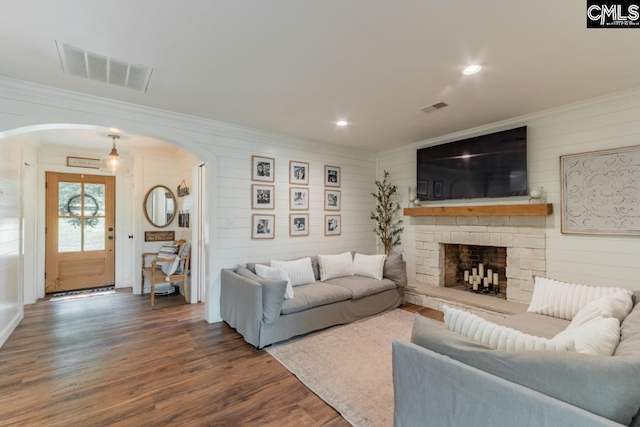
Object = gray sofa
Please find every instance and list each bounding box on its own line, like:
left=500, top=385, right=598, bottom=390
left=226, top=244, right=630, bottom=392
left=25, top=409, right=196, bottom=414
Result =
left=221, top=254, right=407, bottom=349
left=393, top=295, right=640, bottom=427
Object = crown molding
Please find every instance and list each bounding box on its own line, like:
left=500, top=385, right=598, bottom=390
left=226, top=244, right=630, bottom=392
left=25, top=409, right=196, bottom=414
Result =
left=378, top=85, right=640, bottom=156
left=0, top=76, right=376, bottom=161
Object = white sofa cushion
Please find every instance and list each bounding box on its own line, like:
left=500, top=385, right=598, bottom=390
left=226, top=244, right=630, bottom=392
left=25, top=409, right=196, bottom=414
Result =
left=570, top=291, right=633, bottom=325
left=554, top=316, right=621, bottom=356
left=443, top=305, right=575, bottom=351
left=353, top=253, right=386, bottom=280
left=527, top=276, right=632, bottom=320
left=255, top=264, right=293, bottom=299
left=318, top=252, right=354, bottom=281
left=271, top=257, right=316, bottom=287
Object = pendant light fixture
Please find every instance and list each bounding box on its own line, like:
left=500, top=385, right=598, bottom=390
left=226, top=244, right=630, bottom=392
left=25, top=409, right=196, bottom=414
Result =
left=100, top=134, right=126, bottom=174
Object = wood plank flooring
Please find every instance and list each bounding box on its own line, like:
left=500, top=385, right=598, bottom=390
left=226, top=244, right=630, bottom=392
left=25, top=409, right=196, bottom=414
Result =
left=0, top=290, right=441, bottom=427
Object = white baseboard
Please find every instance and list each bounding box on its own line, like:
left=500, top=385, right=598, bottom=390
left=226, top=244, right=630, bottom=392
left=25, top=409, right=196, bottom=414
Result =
left=0, top=308, right=24, bottom=349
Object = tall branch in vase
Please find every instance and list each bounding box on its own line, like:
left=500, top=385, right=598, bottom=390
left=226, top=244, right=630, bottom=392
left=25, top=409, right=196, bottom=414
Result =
left=371, top=170, right=403, bottom=255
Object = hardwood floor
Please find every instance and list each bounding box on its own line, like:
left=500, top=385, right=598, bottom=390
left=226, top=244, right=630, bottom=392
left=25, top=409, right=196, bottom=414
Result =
left=0, top=291, right=442, bottom=427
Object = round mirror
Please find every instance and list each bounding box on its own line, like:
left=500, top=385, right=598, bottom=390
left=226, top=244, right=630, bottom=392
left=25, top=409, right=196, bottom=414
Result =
left=143, top=185, right=176, bottom=228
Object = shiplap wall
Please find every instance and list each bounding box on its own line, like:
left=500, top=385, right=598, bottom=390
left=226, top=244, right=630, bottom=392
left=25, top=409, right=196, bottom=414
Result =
left=0, top=135, right=24, bottom=346
left=0, top=78, right=378, bottom=323
left=379, top=90, right=640, bottom=292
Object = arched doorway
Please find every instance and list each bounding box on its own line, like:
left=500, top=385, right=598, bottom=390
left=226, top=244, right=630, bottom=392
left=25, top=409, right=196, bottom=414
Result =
left=0, top=116, right=216, bottom=319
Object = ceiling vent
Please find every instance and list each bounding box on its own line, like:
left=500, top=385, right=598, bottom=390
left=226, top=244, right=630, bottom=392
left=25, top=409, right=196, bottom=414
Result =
left=421, top=102, right=448, bottom=113
left=56, top=41, right=153, bottom=92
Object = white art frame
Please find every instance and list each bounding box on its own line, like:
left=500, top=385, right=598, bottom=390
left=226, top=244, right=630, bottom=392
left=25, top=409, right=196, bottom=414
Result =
left=324, top=165, right=341, bottom=187
left=289, top=213, right=309, bottom=237
left=252, top=155, right=275, bottom=182
left=289, top=187, right=309, bottom=210
left=325, top=214, right=341, bottom=236
left=560, top=144, right=640, bottom=236
left=251, top=184, right=275, bottom=210
left=324, top=189, right=341, bottom=211
left=289, top=161, right=309, bottom=185
left=252, top=214, right=275, bottom=239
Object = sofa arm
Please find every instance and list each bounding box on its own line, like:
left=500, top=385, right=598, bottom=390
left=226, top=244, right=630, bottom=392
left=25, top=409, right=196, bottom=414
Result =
left=220, top=269, right=263, bottom=347
left=392, top=340, right=622, bottom=427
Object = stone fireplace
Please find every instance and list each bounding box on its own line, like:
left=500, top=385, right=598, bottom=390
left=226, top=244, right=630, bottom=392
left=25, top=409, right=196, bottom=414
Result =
left=414, top=215, right=546, bottom=304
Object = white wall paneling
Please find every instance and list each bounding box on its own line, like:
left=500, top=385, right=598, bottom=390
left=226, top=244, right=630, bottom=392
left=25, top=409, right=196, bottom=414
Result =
left=378, top=88, right=640, bottom=293
left=0, top=77, right=377, bottom=333
left=0, top=135, right=24, bottom=346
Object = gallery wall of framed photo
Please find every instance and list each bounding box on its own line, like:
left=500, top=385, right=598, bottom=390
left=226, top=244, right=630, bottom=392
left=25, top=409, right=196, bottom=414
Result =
left=250, top=155, right=347, bottom=239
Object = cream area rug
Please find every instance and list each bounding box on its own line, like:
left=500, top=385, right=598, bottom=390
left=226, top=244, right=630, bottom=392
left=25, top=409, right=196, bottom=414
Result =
left=266, top=309, right=417, bottom=427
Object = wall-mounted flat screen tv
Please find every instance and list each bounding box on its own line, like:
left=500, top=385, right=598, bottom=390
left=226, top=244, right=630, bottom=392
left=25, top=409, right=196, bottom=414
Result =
left=417, top=126, right=527, bottom=201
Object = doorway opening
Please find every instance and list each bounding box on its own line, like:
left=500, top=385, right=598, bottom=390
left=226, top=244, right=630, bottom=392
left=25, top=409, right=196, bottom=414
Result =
left=45, top=172, right=115, bottom=293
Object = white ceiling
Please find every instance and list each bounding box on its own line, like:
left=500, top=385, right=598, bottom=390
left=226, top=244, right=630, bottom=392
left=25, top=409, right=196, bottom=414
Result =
left=1, top=1, right=640, bottom=152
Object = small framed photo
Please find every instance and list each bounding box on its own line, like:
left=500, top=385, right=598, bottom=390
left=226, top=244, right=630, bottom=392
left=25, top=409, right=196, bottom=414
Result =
left=325, top=165, right=341, bottom=187
left=289, top=161, right=309, bottom=185
left=324, top=189, right=341, bottom=211
left=252, top=214, right=275, bottom=239
left=289, top=213, right=309, bottom=237
left=252, top=155, right=275, bottom=182
left=252, top=184, right=275, bottom=209
left=434, top=181, right=443, bottom=199
left=325, top=214, right=341, bottom=236
left=290, top=187, right=309, bottom=210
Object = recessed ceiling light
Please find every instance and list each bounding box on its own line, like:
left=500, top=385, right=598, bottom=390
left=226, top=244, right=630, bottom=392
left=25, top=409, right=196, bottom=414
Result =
left=336, top=120, right=348, bottom=127
left=462, top=65, right=482, bottom=75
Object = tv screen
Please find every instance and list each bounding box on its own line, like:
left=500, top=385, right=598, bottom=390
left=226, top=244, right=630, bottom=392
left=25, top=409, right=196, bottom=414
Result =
left=416, top=126, right=527, bottom=201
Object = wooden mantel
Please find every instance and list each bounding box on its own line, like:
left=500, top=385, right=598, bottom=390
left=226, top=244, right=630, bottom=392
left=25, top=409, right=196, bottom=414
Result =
left=403, top=203, right=553, bottom=217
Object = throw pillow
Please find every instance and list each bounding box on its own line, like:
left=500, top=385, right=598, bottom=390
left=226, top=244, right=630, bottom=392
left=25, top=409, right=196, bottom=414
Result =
left=318, top=252, right=354, bottom=281
left=570, top=291, right=633, bottom=325
left=383, top=253, right=407, bottom=286
left=271, top=257, right=316, bottom=286
left=161, top=254, right=181, bottom=280
left=353, top=253, right=386, bottom=280
left=255, top=264, right=293, bottom=299
left=443, top=305, right=574, bottom=351
left=554, top=316, right=621, bottom=356
left=527, top=276, right=632, bottom=320
left=175, top=242, right=191, bottom=274
left=155, top=243, right=179, bottom=268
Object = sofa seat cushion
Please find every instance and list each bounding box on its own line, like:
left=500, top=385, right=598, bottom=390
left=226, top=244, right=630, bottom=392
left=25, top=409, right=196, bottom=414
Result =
left=326, top=276, right=397, bottom=299
left=492, top=312, right=570, bottom=339
left=280, top=282, right=352, bottom=315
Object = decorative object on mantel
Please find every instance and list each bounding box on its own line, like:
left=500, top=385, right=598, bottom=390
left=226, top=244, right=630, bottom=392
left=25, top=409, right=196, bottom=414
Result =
left=371, top=170, right=403, bottom=255
left=67, top=156, right=100, bottom=169
left=407, top=186, right=417, bottom=207
left=529, top=186, right=545, bottom=204
left=404, top=203, right=553, bottom=217
left=561, top=145, right=640, bottom=235
left=177, top=180, right=189, bottom=197
left=144, top=230, right=175, bottom=242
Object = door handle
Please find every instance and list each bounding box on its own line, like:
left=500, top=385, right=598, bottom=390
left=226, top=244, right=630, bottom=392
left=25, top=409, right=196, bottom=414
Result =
left=108, top=236, right=114, bottom=240
left=108, top=227, right=114, bottom=232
